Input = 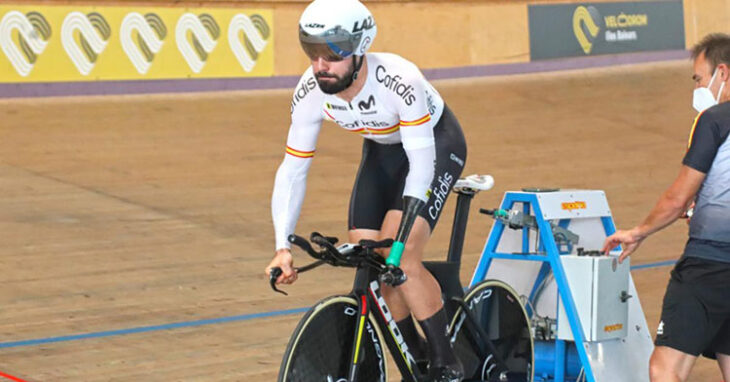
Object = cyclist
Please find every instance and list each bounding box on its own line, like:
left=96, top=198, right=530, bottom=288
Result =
left=265, top=0, right=467, bottom=380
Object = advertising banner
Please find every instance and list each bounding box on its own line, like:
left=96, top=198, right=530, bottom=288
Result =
left=529, top=1, right=685, bottom=60
left=0, top=5, right=274, bottom=82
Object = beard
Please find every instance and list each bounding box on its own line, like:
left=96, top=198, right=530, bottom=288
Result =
left=315, top=61, right=355, bottom=95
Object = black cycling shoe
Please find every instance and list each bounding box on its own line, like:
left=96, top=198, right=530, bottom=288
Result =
left=428, top=364, right=464, bottom=382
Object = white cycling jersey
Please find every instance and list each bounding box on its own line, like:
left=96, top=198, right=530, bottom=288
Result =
left=272, top=52, right=445, bottom=250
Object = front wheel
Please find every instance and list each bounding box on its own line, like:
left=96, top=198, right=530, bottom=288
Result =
left=449, top=279, right=534, bottom=382
left=278, top=295, right=388, bottom=382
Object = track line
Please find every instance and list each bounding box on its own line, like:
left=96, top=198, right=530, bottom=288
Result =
left=0, top=259, right=676, bottom=349
left=0, top=371, right=30, bottom=382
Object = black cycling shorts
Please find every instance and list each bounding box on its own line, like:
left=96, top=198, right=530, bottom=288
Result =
left=348, top=105, right=467, bottom=232
left=655, top=256, right=730, bottom=358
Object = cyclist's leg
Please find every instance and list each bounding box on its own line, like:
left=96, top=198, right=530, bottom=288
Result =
left=380, top=211, right=463, bottom=380
left=377, top=104, right=467, bottom=320
left=378, top=105, right=467, bottom=380
left=348, top=137, right=416, bottom=322
left=379, top=212, right=441, bottom=319
left=349, top=228, right=428, bottom=362
left=347, top=141, right=430, bottom=363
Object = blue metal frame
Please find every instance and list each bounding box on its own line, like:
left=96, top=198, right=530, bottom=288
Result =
left=470, top=192, right=619, bottom=382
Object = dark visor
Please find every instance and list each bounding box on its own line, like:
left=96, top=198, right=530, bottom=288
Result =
left=299, top=25, right=358, bottom=61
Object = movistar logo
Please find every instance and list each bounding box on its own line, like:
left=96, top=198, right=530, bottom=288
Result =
left=0, top=11, right=51, bottom=77
left=573, top=5, right=601, bottom=55
left=228, top=13, right=270, bottom=72
left=120, top=12, right=166, bottom=75
left=176, top=13, right=219, bottom=73
left=358, top=95, right=375, bottom=111
left=62, top=12, right=111, bottom=75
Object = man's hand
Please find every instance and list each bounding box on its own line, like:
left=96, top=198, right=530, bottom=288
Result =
left=266, top=249, right=297, bottom=285
left=682, top=201, right=695, bottom=225
left=602, top=228, right=645, bottom=263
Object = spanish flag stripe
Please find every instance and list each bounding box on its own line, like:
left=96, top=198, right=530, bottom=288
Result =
left=400, top=114, right=431, bottom=126
left=368, top=126, right=400, bottom=135
left=323, top=109, right=336, bottom=120
left=687, top=110, right=707, bottom=149
left=286, top=146, right=315, bottom=158
left=368, top=122, right=400, bottom=132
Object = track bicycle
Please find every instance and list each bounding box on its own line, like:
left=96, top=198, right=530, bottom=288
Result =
left=269, top=175, right=535, bottom=382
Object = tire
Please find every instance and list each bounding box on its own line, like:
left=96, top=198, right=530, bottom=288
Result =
left=278, top=295, right=388, bottom=382
left=449, top=280, right=534, bottom=382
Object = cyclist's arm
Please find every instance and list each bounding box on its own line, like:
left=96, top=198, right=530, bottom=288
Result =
left=388, top=71, right=437, bottom=263
left=397, top=73, right=436, bottom=204
left=272, top=73, right=324, bottom=251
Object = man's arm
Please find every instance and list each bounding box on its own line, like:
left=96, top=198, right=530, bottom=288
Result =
left=267, top=70, right=323, bottom=284
left=602, top=165, right=705, bottom=261
left=634, top=165, right=705, bottom=236
left=385, top=70, right=436, bottom=267
left=603, top=110, right=726, bottom=261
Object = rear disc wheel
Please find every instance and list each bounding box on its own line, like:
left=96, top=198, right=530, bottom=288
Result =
left=449, top=279, right=534, bottom=382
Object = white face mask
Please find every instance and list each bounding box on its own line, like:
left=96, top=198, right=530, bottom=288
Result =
left=693, top=69, right=726, bottom=113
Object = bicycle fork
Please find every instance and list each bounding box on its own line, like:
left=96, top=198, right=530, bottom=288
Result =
left=348, top=270, right=423, bottom=381
left=347, top=294, right=382, bottom=381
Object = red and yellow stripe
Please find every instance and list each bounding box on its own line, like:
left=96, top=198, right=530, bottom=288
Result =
left=285, top=146, right=315, bottom=158
left=323, top=109, right=336, bottom=121
left=400, top=114, right=431, bottom=127
left=366, top=122, right=400, bottom=135
left=687, top=110, right=707, bottom=150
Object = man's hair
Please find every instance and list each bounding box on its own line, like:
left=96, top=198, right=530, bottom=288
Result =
left=691, top=33, right=730, bottom=70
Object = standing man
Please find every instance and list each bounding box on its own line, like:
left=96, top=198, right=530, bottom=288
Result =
left=603, top=33, right=730, bottom=382
left=265, top=0, right=467, bottom=380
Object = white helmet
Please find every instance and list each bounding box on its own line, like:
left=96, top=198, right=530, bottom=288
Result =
left=298, top=0, right=377, bottom=61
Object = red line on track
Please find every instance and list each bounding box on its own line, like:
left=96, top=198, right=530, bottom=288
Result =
left=0, top=371, right=29, bottom=382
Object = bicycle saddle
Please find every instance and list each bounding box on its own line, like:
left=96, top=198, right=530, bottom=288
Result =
left=453, top=174, right=494, bottom=192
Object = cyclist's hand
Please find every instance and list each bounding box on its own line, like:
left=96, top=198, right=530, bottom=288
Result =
left=266, top=249, right=297, bottom=285
left=602, top=228, right=644, bottom=263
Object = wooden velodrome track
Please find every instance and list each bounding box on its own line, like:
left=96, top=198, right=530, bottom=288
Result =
left=0, top=60, right=723, bottom=381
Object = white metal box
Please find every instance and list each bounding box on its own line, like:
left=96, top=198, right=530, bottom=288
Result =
left=557, top=254, right=630, bottom=342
